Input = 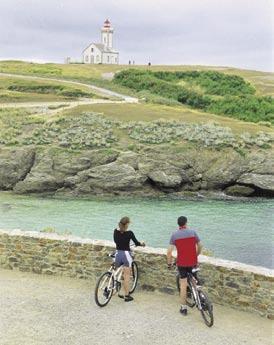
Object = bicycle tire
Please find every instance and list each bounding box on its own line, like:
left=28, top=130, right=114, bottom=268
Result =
left=129, top=261, right=139, bottom=294
left=199, top=290, right=214, bottom=327
left=94, top=272, right=114, bottom=307
left=176, top=274, right=196, bottom=308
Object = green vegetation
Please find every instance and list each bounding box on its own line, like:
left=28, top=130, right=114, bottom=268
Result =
left=0, top=60, right=273, bottom=96
left=67, top=103, right=274, bottom=135
left=0, top=75, right=96, bottom=102
left=0, top=108, right=45, bottom=145
left=114, top=69, right=274, bottom=124
left=153, top=70, right=256, bottom=96
left=0, top=108, right=273, bottom=150
left=0, top=61, right=273, bottom=152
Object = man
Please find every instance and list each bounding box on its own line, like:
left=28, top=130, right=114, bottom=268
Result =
left=167, top=216, right=202, bottom=316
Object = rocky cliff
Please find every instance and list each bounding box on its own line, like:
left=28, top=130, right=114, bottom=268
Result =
left=1, top=146, right=273, bottom=198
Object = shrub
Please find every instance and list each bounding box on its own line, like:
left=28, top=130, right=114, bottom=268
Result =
left=114, top=69, right=273, bottom=124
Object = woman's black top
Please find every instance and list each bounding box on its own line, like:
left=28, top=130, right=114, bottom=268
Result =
left=113, top=229, right=141, bottom=251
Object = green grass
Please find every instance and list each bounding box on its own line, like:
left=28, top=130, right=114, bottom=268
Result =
left=0, top=60, right=273, bottom=146
left=0, top=106, right=273, bottom=152
left=0, top=60, right=273, bottom=96
left=60, top=103, right=274, bottom=135
left=113, top=69, right=274, bottom=124
left=0, top=75, right=97, bottom=102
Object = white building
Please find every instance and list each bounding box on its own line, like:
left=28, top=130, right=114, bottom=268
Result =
left=82, top=19, right=119, bottom=64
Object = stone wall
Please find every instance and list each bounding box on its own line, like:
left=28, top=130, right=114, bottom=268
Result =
left=0, top=229, right=273, bottom=319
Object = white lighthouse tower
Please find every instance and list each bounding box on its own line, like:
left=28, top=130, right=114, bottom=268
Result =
left=101, top=19, right=113, bottom=49
left=82, top=19, right=119, bottom=64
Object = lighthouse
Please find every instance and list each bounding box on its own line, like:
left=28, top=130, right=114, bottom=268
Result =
left=82, top=19, right=119, bottom=64
left=101, top=19, right=114, bottom=49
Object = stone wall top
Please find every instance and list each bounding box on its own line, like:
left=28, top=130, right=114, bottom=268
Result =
left=0, top=228, right=273, bottom=278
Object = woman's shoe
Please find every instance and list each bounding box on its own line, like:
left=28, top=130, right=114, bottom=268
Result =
left=124, top=295, right=134, bottom=302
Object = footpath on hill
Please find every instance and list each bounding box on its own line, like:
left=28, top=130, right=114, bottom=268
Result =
left=0, top=72, right=139, bottom=104
left=0, top=268, right=272, bottom=345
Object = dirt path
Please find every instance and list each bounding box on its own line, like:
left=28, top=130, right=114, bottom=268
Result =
left=0, top=268, right=272, bottom=345
left=0, top=72, right=139, bottom=104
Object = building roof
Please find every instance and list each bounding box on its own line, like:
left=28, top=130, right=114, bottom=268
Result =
left=82, top=43, right=118, bottom=54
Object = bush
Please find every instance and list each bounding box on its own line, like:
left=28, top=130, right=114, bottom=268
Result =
left=114, top=69, right=273, bottom=124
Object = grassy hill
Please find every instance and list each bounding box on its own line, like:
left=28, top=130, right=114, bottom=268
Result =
left=0, top=75, right=100, bottom=103
left=0, top=60, right=273, bottom=96
left=0, top=60, right=273, bottom=152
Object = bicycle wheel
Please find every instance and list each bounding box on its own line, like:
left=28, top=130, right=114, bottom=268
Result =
left=129, top=261, right=139, bottom=294
left=199, top=290, right=214, bottom=327
left=94, top=272, right=114, bottom=307
left=176, top=275, right=195, bottom=308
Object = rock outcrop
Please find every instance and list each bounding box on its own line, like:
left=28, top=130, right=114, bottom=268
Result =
left=0, top=146, right=272, bottom=198
left=0, top=147, right=35, bottom=190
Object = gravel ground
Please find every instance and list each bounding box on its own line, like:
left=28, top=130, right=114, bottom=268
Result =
left=0, top=268, right=272, bottom=345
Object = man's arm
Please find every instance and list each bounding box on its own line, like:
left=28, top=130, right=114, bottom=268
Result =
left=167, top=244, right=175, bottom=266
left=196, top=242, right=202, bottom=255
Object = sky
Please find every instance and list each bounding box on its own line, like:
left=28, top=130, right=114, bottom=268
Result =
left=0, top=0, right=273, bottom=71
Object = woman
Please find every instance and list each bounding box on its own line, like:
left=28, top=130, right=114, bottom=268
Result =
left=114, top=216, right=145, bottom=302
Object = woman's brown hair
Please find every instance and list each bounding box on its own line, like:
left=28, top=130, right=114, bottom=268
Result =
left=119, top=216, right=130, bottom=232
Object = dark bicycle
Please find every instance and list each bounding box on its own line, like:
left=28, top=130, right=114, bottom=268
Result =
left=176, top=266, right=214, bottom=327
left=94, top=247, right=139, bottom=307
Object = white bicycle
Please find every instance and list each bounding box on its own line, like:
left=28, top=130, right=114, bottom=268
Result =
left=94, top=248, right=139, bottom=307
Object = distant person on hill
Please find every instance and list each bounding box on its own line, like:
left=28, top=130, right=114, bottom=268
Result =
left=167, top=216, right=202, bottom=316
left=113, top=216, right=145, bottom=302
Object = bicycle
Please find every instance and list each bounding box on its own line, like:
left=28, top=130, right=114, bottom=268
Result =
left=175, top=265, right=214, bottom=327
left=94, top=246, right=139, bottom=307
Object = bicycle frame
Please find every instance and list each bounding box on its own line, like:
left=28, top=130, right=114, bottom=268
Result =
left=188, top=274, right=202, bottom=310
left=100, top=263, right=124, bottom=293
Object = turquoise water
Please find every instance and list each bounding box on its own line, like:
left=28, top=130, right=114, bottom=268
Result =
left=0, top=192, right=273, bottom=269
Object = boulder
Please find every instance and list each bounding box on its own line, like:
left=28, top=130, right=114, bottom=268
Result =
left=0, top=147, right=35, bottom=189
left=13, top=148, right=119, bottom=194
left=201, top=152, right=247, bottom=189
left=246, top=152, right=274, bottom=175
left=237, top=173, right=274, bottom=193
left=75, top=162, right=147, bottom=192
left=137, top=153, right=193, bottom=189
left=148, top=170, right=182, bottom=188
left=115, top=151, right=139, bottom=170
left=224, top=185, right=255, bottom=197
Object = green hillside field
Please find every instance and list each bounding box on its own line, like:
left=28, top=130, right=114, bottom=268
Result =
left=0, top=60, right=273, bottom=152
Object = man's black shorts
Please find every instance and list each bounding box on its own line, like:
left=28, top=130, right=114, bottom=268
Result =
left=177, top=266, right=194, bottom=279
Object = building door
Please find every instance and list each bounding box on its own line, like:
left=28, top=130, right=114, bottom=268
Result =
left=90, top=55, right=94, bottom=64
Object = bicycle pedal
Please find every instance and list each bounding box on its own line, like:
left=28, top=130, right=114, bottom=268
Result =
left=103, top=287, right=110, bottom=298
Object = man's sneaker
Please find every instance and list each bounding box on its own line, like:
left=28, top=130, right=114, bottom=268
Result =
left=118, top=294, right=124, bottom=299
left=124, top=295, right=134, bottom=302
left=180, top=307, right=188, bottom=316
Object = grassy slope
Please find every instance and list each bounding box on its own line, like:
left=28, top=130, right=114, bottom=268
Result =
left=62, top=103, right=273, bottom=135
left=0, top=60, right=273, bottom=138
left=0, top=60, right=273, bottom=96
left=0, top=75, right=99, bottom=103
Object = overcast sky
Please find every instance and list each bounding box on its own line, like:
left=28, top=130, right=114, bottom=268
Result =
left=0, top=0, right=273, bottom=71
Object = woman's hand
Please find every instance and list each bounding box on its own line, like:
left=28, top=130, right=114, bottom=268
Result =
left=141, top=241, right=146, bottom=247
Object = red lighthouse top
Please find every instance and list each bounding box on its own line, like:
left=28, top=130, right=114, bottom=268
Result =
left=104, top=19, right=111, bottom=28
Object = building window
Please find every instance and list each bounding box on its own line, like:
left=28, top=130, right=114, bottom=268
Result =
left=115, top=57, right=117, bottom=63
left=85, top=55, right=89, bottom=62
left=91, top=48, right=94, bottom=52
left=96, top=55, right=100, bottom=62
left=107, top=55, right=109, bottom=63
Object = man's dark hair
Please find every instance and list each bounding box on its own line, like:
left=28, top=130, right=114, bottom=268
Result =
left=177, top=216, right=187, bottom=227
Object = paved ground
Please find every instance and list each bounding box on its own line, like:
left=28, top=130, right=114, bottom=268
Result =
left=0, top=269, right=272, bottom=345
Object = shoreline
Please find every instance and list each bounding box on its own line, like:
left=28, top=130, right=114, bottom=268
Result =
left=1, top=189, right=274, bottom=202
